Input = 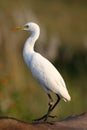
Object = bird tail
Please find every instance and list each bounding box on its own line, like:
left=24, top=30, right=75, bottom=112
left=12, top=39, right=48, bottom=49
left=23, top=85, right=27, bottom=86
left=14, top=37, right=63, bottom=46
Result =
left=62, top=91, right=71, bottom=102
left=59, top=87, right=71, bottom=102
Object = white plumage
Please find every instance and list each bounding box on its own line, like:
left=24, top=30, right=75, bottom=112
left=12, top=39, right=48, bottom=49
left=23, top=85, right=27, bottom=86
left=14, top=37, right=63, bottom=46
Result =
left=22, top=22, right=71, bottom=102
left=13, top=22, right=71, bottom=121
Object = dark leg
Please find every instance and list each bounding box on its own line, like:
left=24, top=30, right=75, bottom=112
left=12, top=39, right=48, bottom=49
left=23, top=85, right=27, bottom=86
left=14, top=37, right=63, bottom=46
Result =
left=50, top=94, right=60, bottom=112
left=44, top=94, right=60, bottom=121
left=47, top=93, right=54, bottom=107
left=33, top=93, right=53, bottom=121
left=33, top=93, right=60, bottom=122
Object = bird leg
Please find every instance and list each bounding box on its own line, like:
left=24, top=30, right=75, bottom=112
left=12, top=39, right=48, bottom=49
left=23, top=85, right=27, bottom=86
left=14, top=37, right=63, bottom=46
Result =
left=43, top=93, right=55, bottom=121
left=43, top=94, right=60, bottom=121
left=33, top=94, right=60, bottom=122
left=48, top=93, right=54, bottom=108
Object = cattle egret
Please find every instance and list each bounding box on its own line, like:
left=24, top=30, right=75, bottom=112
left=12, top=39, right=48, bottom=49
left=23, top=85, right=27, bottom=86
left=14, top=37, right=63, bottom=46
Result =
left=12, top=22, right=71, bottom=121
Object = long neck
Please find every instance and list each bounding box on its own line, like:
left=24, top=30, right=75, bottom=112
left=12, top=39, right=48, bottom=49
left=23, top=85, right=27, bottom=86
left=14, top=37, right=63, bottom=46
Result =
left=23, top=30, right=40, bottom=54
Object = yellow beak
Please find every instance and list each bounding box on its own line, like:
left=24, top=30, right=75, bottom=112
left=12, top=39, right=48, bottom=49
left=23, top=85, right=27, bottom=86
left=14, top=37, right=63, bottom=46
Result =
left=11, top=26, right=24, bottom=31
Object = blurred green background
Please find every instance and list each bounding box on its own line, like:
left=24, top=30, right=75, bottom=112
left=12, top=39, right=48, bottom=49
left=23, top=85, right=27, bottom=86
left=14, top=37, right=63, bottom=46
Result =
left=0, top=0, right=87, bottom=122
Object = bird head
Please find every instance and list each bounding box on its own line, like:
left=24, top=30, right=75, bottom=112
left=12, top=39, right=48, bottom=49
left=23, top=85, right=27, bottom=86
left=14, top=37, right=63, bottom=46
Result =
left=24, top=22, right=40, bottom=33
left=11, top=22, right=40, bottom=40
left=11, top=22, right=40, bottom=33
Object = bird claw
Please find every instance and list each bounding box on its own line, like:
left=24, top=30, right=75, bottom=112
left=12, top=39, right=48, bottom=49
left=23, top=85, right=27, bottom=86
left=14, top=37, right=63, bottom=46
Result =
left=49, top=115, right=57, bottom=118
left=33, top=114, right=57, bottom=122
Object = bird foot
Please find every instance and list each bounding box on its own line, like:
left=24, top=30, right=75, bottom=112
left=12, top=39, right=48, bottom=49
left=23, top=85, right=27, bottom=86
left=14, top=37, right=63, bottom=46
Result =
left=33, top=114, right=57, bottom=122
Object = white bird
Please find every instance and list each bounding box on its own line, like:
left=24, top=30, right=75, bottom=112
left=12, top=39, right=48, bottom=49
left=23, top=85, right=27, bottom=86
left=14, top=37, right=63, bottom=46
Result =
left=12, top=22, right=71, bottom=121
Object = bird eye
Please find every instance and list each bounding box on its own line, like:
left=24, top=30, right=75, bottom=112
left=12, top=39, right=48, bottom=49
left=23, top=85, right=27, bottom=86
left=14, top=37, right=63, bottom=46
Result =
left=26, top=25, right=29, bottom=28
left=24, top=25, right=29, bottom=29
